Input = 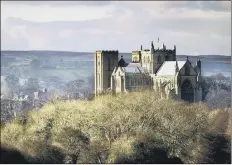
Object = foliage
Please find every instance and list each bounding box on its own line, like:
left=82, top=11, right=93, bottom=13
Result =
left=1, top=91, right=230, bottom=164
left=22, top=77, right=40, bottom=94
left=202, top=74, right=231, bottom=109
left=4, top=75, right=21, bottom=95
left=64, top=79, right=85, bottom=94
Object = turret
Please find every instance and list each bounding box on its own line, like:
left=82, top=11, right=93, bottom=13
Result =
left=196, top=57, right=201, bottom=76
left=163, top=43, right=166, bottom=50
left=196, top=57, right=202, bottom=84
left=174, top=45, right=176, bottom=53
left=186, top=56, right=191, bottom=64
left=175, top=60, right=179, bottom=74
left=197, top=57, right=201, bottom=69
left=141, top=45, right=143, bottom=50
left=151, top=41, right=154, bottom=53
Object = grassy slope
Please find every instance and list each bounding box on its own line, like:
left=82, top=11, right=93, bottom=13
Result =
left=0, top=91, right=231, bottom=163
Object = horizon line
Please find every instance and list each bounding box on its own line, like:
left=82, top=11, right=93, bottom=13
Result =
left=0, top=50, right=230, bottom=56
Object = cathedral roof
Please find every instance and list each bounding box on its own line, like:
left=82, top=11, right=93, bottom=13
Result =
left=122, top=67, right=141, bottom=73
left=156, top=61, right=186, bottom=76
left=127, top=63, right=141, bottom=67
left=118, top=56, right=127, bottom=67
left=138, top=67, right=149, bottom=74
left=121, top=63, right=148, bottom=74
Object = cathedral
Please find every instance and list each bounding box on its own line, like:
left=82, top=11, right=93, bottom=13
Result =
left=94, top=41, right=203, bottom=102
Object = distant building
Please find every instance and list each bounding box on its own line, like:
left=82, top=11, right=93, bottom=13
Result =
left=13, top=93, right=31, bottom=101
left=95, top=40, right=203, bottom=102
left=34, top=88, right=48, bottom=101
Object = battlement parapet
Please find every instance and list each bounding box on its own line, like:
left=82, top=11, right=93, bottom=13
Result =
left=132, top=50, right=141, bottom=53
left=154, top=49, right=174, bottom=53
left=142, top=49, right=150, bottom=52
left=96, top=50, right=119, bottom=54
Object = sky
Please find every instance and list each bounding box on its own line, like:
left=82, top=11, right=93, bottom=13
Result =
left=1, top=1, right=231, bottom=55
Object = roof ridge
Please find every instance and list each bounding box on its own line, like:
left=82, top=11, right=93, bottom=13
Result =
left=137, top=66, right=143, bottom=74
left=156, top=61, right=166, bottom=74
left=156, top=61, right=187, bottom=76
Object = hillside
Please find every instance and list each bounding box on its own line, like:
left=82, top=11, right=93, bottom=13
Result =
left=0, top=91, right=231, bottom=164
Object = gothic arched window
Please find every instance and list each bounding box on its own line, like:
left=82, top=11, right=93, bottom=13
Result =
left=185, top=65, right=190, bottom=76
left=181, top=79, right=194, bottom=102
left=165, top=56, right=168, bottom=61
left=126, top=76, right=129, bottom=86
left=158, top=55, right=161, bottom=63
left=148, top=56, right=150, bottom=63
left=98, top=74, right=100, bottom=87
left=108, top=75, right=111, bottom=87
left=108, top=58, right=111, bottom=70
left=98, top=58, right=101, bottom=70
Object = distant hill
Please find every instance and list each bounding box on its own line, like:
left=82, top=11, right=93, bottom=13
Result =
left=1, top=50, right=230, bottom=64
left=1, top=50, right=92, bottom=57
left=178, top=54, right=231, bottom=59
left=200, top=55, right=231, bottom=58
left=1, top=50, right=230, bottom=58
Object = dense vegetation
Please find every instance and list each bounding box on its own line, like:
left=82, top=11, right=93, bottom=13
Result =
left=202, top=73, right=231, bottom=109
left=1, top=91, right=231, bottom=164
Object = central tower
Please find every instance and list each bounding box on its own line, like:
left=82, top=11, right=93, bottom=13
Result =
left=95, top=50, right=119, bottom=96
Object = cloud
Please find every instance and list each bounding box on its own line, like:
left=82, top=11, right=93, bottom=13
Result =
left=58, top=29, right=74, bottom=38
left=1, top=1, right=116, bottom=22
left=1, top=1, right=113, bottom=7
left=167, top=1, right=231, bottom=12
left=1, top=27, right=29, bottom=50
left=1, top=1, right=231, bottom=55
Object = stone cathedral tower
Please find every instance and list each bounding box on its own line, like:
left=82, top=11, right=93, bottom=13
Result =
left=95, top=50, right=119, bottom=96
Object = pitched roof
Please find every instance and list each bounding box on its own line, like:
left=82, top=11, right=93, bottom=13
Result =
left=118, top=57, right=127, bottom=67
left=122, top=67, right=140, bottom=73
left=121, top=63, right=149, bottom=74
left=138, top=67, right=149, bottom=74
left=127, top=63, right=141, bottom=67
left=156, top=61, right=186, bottom=76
